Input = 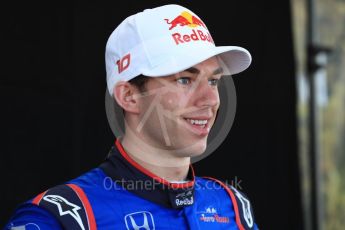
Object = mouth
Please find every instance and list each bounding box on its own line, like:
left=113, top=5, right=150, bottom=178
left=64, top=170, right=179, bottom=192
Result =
left=183, top=117, right=212, bottom=136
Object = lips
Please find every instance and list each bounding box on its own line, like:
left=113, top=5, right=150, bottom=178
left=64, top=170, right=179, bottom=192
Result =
left=183, top=117, right=212, bottom=136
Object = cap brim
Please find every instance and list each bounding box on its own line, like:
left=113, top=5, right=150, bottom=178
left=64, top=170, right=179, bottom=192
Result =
left=141, top=46, right=252, bottom=77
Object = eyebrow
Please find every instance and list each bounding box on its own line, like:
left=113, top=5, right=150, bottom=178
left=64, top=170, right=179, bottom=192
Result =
left=213, top=67, right=224, bottom=75
left=184, top=66, right=223, bottom=75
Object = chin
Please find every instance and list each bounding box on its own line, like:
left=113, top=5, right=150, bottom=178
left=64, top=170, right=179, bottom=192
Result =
left=177, top=138, right=207, bottom=157
left=190, top=144, right=207, bottom=156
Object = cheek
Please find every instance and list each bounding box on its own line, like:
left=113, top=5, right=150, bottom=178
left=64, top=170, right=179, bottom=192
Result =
left=137, top=95, right=155, bottom=119
left=160, top=91, right=188, bottom=111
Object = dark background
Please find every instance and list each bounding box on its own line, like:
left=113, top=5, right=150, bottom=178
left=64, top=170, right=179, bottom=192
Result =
left=1, top=0, right=303, bottom=229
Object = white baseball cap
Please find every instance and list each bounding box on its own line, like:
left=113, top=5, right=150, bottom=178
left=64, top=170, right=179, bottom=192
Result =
left=105, top=4, right=252, bottom=95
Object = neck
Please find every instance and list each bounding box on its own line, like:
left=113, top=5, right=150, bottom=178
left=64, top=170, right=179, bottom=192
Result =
left=121, top=135, right=191, bottom=182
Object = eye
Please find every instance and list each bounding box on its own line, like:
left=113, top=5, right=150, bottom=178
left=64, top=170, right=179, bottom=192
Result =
left=177, top=77, right=191, bottom=85
left=208, top=78, right=219, bottom=86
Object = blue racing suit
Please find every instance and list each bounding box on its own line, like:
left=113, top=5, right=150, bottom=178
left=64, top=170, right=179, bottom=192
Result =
left=5, top=140, right=258, bottom=229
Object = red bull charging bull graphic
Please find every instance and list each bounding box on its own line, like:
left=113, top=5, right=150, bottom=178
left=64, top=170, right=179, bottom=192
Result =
left=164, top=11, right=214, bottom=45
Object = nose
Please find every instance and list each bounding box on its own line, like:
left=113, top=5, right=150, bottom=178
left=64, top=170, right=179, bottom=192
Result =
left=193, top=78, right=219, bottom=108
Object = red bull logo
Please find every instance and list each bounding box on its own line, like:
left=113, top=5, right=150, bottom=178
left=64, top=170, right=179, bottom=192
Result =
left=164, top=11, right=206, bottom=30
left=164, top=11, right=214, bottom=45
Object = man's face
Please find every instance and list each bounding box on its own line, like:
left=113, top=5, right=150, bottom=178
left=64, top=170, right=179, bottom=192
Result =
left=134, top=56, right=222, bottom=157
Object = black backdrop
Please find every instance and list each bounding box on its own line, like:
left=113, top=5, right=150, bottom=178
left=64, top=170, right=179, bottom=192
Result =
left=1, top=1, right=303, bottom=229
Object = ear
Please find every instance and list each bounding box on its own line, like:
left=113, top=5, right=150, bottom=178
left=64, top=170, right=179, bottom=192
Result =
left=113, top=81, right=140, bottom=114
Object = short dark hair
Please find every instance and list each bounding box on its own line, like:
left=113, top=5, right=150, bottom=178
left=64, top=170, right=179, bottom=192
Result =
left=128, top=75, right=149, bottom=92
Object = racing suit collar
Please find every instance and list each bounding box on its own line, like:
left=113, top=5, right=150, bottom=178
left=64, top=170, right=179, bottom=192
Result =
left=99, top=139, right=196, bottom=209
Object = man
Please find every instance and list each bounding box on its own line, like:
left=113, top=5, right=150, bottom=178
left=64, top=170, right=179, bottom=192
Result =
left=5, top=4, right=258, bottom=230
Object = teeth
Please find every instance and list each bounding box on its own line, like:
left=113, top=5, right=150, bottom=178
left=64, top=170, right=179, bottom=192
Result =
left=186, top=119, right=208, bottom=125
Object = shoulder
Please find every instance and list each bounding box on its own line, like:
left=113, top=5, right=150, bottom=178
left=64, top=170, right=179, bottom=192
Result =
left=5, top=203, right=62, bottom=229
left=5, top=168, right=103, bottom=230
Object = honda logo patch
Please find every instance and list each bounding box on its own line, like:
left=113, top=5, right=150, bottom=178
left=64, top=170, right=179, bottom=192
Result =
left=124, top=211, right=155, bottom=230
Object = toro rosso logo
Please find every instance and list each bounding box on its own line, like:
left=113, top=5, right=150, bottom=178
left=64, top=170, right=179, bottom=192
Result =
left=164, top=11, right=214, bottom=45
